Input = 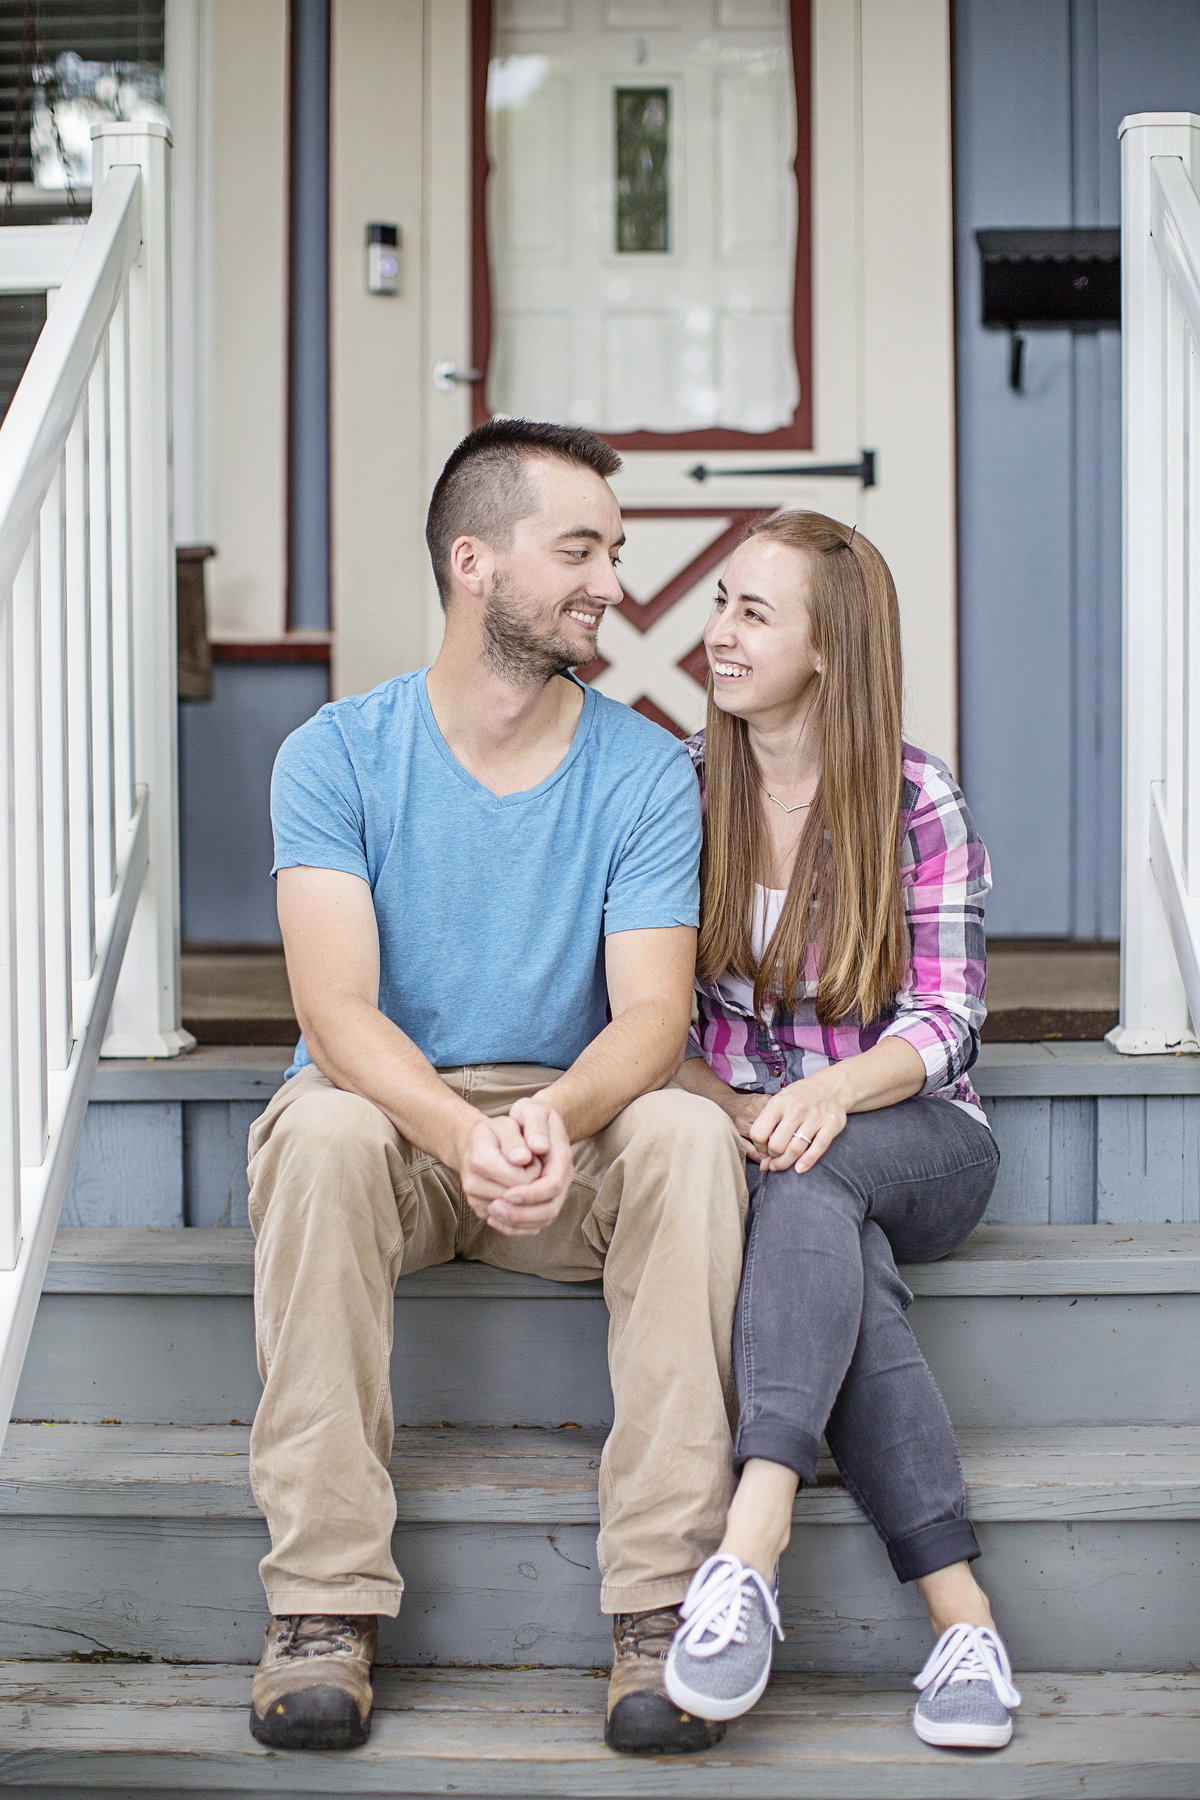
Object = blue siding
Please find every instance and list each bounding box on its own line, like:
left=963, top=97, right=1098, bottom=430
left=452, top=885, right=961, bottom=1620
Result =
left=954, top=0, right=1200, bottom=938
left=178, top=663, right=329, bottom=945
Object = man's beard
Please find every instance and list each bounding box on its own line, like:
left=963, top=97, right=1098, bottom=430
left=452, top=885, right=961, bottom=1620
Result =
left=481, top=569, right=583, bottom=685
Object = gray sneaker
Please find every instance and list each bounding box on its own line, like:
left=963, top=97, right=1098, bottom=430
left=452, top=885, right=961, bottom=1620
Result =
left=912, top=1623, right=1021, bottom=1749
left=664, top=1554, right=783, bottom=1722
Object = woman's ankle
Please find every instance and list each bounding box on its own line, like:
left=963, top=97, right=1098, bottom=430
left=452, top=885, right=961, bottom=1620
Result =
left=717, top=1458, right=799, bottom=1583
left=916, top=1562, right=997, bottom=1637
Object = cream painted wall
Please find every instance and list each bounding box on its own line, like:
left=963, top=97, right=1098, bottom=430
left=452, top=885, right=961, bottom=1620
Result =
left=206, top=0, right=288, bottom=636
left=858, top=0, right=958, bottom=766
left=330, top=0, right=439, bottom=700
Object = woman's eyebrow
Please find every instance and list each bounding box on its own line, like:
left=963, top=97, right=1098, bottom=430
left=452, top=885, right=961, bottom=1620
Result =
left=738, top=591, right=775, bottom=610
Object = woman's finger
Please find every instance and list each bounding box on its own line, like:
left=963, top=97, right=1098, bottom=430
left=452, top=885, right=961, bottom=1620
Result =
left=794, top=1120, right=842, bottom=1173
left=764, top=1112, right=815, bottom=1160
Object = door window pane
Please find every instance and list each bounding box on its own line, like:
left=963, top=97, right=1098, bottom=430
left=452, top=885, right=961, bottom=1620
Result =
left=483, top=0, right=807, bottom=440
left=614, top=87, right=669, bottom=254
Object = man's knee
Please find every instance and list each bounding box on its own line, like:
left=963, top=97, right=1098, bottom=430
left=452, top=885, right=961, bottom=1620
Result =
left=615, top=1088, right=747, bottom=1225
left=251, top=1085, right=401, bottom=1224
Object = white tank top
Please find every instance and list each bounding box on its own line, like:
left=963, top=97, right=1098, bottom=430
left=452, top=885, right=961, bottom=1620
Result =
left=714, top=885, right=788, bottom=1018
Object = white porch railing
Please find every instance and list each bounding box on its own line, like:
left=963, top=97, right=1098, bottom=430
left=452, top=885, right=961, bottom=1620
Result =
left=0, top=122, right=192, bottom=1442
left=1111, top=114, right=1200, bottom=1055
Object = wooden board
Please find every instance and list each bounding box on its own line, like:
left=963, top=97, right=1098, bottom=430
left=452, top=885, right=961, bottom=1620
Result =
left=0, top=1666, right=1196, bottom=1798
left=2, top=1424, right=1196, bottom=1526
left=975, top=1042, right=1200, bottom=1096
left=0, top=1511, right=1194, bottom=1672
left=59, top=1106, right=184, bottom=1230
left=16, top=1290, right=1199, bottom=1431
left=39, top=1225, right=1200, bottom=1297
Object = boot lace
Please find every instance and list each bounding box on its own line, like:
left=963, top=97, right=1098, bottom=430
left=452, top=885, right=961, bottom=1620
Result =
left=676, top=1554, right=783, bottom=1659
left=913, top=1624, right=1021, bottom=1709
left=615, top=1608, right=681, bottom=1662
left=276, top=1615, right=361, bottom=1661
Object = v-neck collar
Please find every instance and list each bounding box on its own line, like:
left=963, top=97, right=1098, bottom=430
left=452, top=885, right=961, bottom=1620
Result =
left=416, top=670, right=597, bottom=807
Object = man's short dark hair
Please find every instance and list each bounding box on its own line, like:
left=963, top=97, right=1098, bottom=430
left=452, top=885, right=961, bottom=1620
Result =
left=425, top=418, right=622, bottom=603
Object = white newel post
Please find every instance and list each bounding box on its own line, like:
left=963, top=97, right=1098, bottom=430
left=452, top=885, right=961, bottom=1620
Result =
left=1109, top=113, right=1200, bottom=1055
left=94, top=124, right=194, bottom=1058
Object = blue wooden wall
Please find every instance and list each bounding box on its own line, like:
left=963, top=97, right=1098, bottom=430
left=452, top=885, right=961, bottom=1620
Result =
left=178, top=662, right=329, bottom=945
left=954, top=0, right=1200, bottom=939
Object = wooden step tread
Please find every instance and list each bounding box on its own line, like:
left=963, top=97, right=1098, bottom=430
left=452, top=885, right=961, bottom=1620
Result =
left=3, top=1423, right=1197, bottom=1524
left=40, top=1223, right=1200, bottom=1297
left=0, top=1664, right=1195, bottom=1797
left=91, top=1038, right=1200, bottom=1100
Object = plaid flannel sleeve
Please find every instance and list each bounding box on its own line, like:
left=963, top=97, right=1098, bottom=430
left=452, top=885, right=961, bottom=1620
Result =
left=878, top=756, right=991, bottom=1094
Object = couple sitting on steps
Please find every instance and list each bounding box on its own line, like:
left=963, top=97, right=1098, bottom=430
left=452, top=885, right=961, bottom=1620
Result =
left=246, top=418, right=1019, bottom=1757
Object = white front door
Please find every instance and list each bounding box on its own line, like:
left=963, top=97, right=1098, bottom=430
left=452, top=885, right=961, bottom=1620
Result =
left=423, top=0, right=960, bottom=763
left=487, top=0, right=801, bottom=438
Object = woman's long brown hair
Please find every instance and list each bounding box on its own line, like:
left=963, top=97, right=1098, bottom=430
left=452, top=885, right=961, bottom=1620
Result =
left=697, top=510, right=907, bottom=1026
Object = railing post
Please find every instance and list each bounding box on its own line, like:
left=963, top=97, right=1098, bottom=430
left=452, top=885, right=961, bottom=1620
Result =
left=91, top=124, right=194, bottom=1058
left=1109, top=113, right=1200, bottom=1054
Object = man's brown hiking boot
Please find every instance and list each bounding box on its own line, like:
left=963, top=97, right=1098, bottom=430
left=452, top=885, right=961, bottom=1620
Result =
left=605, top=1607, right=726, bottom=1754
left=249, top=1614, right=377, bottom=1749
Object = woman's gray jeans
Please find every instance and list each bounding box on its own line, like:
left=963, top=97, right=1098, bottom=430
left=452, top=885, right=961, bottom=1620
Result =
left=736, top=1094, right=1000, bottom=1583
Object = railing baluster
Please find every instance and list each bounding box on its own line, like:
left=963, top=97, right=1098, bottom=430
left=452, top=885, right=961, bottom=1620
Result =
left=11, top=539, right=46, bottom=1170
left=0, top=596, right=20, bottom=1270
left=1189, top=334, right=1200, bottom=893
left=0, top=125, right=180, bottom=1435
left=108, top=292, right=134, bottom=833
left=39, top=463, right=72, bottom=1072
left=65, top=405, right=95, bottom=983
left=88, top=343, right=115, bottom=902
left=1163, top=294, right=1186, bottom=832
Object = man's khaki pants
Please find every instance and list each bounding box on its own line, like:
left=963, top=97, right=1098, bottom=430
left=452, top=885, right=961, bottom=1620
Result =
left=246, top=1064, right=749, bottom=1619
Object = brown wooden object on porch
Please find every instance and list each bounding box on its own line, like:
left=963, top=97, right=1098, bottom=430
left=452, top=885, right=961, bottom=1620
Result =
left=176, top=544, right=215, bottom=701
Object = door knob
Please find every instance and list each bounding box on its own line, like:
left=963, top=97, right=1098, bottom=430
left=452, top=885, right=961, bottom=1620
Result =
left=433, top=360, right=484, bottom=392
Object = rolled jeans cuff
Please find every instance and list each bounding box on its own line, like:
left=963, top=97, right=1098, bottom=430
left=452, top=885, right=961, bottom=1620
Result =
left=734, top=1421, right=822, bottom=1488
left=887, top=1516, right=980, bottom=1585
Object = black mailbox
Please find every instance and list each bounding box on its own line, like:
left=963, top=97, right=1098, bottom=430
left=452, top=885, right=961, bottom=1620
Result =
left=976, top=228, right=1121, bottom=328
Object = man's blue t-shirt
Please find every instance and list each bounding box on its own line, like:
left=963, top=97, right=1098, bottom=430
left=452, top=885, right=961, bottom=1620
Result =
left=270, top=670, right=701, bottom=1075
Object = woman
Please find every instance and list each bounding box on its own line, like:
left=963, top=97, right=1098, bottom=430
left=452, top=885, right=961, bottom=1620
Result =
left=664, top=510, right=1020, bottom=1750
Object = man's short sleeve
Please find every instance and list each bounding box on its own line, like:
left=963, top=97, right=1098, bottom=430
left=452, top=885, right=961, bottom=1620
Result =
left=603, top=749, right=701, bottom=935
left=270, top=711, right=369, bottom=883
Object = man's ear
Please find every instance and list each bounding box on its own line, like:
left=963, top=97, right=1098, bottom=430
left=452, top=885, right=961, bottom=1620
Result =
left=449, top=533, right=491, bottom=600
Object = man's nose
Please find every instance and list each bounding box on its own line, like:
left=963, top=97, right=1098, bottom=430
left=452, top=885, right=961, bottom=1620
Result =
left=591, top=559, right=625, bottom=605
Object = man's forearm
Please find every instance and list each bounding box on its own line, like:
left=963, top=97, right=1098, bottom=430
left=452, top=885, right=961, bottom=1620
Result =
left=535, top=997, right=688, bottom=1143
left=300, top=989, right=478, bottom=1164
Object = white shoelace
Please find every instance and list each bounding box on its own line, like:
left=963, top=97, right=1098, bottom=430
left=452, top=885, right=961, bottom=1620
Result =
left=913, top=1624, right=1022, bottom=1709
left=675, top=1554, right=784, bottom=1659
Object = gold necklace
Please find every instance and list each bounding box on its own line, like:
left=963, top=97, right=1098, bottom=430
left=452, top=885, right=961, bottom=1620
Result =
left=766, top=793, right=813, bottom=815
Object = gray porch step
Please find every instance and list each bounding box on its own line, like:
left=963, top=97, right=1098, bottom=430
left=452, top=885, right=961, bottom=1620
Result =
left=0, top=1663, right=1196, bottom=1800
left=0, top=1423, right=1195, bottom=1671
left=15, top=1226, right=1200, bottom=1429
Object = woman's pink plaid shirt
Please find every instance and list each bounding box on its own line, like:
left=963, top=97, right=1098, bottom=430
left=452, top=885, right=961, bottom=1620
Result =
left=685, top=733, right=992, bottom=1113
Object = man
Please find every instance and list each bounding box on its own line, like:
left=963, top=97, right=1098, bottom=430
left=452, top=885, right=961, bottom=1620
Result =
left=246, top=419, right=747, bottom=1757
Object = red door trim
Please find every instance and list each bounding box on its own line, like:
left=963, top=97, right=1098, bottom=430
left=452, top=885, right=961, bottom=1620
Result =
left=470, top=0, right=813, bottom=452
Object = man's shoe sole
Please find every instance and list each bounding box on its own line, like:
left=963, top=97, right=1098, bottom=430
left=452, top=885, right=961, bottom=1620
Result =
left=605, top=1690, right=726, bottom=1755
left=249, top=1686, right=372, bottom=1750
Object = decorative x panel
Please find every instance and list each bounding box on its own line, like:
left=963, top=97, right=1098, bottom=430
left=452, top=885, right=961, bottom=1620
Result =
left=578, top=509, right=770, bottom=737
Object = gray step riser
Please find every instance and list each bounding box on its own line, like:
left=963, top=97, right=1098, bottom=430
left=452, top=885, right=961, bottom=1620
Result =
left=14, top=1291, right=1199, bottom=1429
left=62, top=1089, right=1200, bottom=1231
left=0, top=1516, right=1194, bottom=1673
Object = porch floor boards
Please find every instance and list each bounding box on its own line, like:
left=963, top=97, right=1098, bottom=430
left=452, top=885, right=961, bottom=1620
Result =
left=180, top=944, right=1123, bottom=1047
left=0, top=1664, right=1195, bottom=1799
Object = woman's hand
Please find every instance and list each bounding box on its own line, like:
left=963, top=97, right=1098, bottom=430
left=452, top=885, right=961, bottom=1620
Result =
left=747, top=1068, right=850, bottom=1174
